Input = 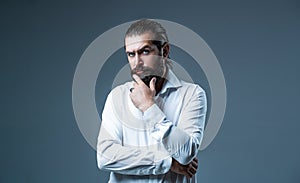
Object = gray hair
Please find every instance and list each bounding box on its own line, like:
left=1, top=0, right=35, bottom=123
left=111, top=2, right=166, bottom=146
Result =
left=125, top=19, right=169, bottom=44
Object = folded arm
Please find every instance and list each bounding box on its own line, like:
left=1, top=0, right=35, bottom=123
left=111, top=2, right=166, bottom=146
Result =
left=97, top=92, right=172, bottom=175
left=148, top=85, right=207, bottom=165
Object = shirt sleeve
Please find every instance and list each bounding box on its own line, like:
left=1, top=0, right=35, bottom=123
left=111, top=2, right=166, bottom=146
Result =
left=97, top=91, right=172, bottom=175
left=144, top=85, right=207, bottom=165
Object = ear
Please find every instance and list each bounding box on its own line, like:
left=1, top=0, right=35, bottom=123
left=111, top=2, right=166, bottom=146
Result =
left=162, top=44, right=170, bottom=58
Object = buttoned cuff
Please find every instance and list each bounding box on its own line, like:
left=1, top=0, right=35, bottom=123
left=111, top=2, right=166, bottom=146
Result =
left=143, top=104, right=166, bottom=123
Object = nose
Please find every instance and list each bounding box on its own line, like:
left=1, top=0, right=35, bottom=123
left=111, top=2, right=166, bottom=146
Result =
left=134, top=53, right=143, bottom=68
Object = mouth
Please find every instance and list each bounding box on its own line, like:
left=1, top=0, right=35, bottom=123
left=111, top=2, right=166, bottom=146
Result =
left=131, top=67, right=157, bottom=78
left=135, top=70, right=143, bottom=74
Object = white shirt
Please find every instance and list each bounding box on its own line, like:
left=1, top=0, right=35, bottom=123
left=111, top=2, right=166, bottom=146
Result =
left=97, top=70, right=207, bottom=183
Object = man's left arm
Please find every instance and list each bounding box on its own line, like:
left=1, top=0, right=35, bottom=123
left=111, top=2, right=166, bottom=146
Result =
left=147, top=85, right=207, bottom=165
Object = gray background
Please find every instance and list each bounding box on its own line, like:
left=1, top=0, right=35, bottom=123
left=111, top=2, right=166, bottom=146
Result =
left=1, top=0, right=299, bottom=182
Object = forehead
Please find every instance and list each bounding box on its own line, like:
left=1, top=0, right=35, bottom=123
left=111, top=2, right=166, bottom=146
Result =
left=125, top=33, right=156, bottom=51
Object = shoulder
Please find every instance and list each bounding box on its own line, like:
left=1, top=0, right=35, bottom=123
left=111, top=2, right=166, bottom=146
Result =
left=178, top=81, right=207, bottom=109
left=109, top=81, right=133, bottom=97
left=103, top=81, right=133, bottom=110
left=180, top=80, right=206, bottom=96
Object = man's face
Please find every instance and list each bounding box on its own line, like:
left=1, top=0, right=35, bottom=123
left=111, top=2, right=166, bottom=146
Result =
left=125, top=33, right=165, bottom=79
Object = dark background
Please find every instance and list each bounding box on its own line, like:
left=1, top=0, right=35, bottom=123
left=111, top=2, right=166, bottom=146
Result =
left=1, top=0, right=299, bottom=182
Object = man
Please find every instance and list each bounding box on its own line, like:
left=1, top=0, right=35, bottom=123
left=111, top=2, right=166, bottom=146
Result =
left=97, top=19, right=207, bottom=183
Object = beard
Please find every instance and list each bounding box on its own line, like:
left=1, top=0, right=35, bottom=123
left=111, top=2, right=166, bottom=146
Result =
left=131, top=65, right=165, bottom=88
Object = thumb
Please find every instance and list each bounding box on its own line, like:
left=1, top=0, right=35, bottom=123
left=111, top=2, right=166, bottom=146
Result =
left=149, top=77, right=156, bottom=94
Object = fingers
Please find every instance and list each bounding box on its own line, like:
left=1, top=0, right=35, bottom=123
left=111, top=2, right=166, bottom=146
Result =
left=186, top=158, right=198, bottom=178
left=185, top=166, right=196, bottom=179
left=170, top=158, right=198, bottom=179
left=149, top=77, right=156, bottom=94
left=192, top=158, right=198, bottom=169
left=182, top=167, right=193, bottom=178
left=188, top=163, right=197, bottom=175
left=185, top=172, right=193, bottom=179
left=132, top=74, right=143, bottom=85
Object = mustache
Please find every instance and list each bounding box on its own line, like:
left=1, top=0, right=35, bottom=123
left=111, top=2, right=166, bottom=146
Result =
left=131, top=66, right=160, bottom=76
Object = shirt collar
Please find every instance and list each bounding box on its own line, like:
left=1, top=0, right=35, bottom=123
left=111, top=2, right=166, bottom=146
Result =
left=159, top=69, right=182, bottom=95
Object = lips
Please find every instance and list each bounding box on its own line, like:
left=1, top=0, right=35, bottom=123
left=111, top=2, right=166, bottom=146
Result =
left=131, top=67, right=158, bottom=79
left=135, top=70, right=143, bottom=74
left=132, top=68, right=147, bottom=76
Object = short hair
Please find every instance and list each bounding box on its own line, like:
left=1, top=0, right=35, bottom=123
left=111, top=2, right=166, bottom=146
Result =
left=125, top=19, right=169, bottom=50
left=124, top=19, right=172, bottom=65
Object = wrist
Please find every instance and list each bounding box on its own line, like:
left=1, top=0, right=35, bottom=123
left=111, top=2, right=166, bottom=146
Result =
left=140, top=100, right=155, bottom=112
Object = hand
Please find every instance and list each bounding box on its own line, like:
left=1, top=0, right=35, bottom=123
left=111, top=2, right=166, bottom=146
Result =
left=170, top=157, right=198, bottom=178
left=130, top=74, right=156, bottom=112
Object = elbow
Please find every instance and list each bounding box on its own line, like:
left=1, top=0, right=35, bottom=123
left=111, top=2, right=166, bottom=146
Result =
left=96, top=142, right=110, bottom=171
left=97, top=156, right=104, bottom=170
left=97, top=152, right=109, bottom=170
left=174, top=140, right=200, bottom=165
left=97, top=162, right=106, bottom=171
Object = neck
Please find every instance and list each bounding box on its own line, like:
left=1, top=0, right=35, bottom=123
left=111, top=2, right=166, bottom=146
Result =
left=155, top=68, right=168, bottom=95
left=155, top=77, right=166, bottom=95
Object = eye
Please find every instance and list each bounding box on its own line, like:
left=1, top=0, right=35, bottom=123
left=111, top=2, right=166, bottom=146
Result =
left=127, top=52, right=135, bottom=57
left=142, top=49, right=150, bottom=55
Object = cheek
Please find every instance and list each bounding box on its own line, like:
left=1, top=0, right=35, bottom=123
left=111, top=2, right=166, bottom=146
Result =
left=129, top=63, right=135, bottom=70
left=143, top=55, right=162, bottom=67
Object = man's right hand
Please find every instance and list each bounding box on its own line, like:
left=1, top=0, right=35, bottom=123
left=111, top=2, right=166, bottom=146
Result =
left=130, top=74, right=156, bottom=112
left=170, top=157, right=198, bottom=178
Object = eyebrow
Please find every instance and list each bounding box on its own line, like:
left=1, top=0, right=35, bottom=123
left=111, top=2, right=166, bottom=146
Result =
left=126, top=45, right=152, bottom=54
